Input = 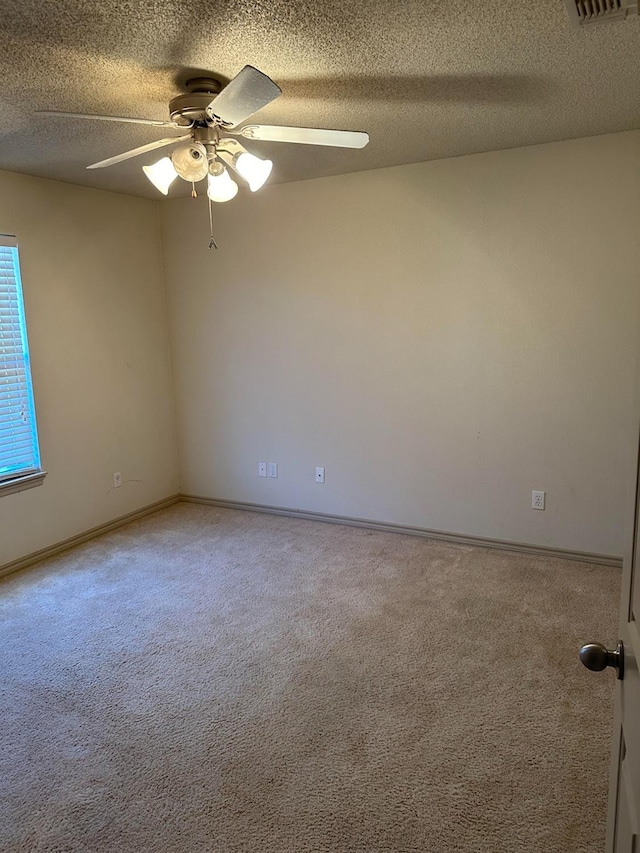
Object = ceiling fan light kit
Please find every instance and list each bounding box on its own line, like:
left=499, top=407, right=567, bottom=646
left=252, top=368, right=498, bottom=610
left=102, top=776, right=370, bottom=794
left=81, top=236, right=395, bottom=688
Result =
left=142, top=157, right=179, bottom=196
left=207, top=166, right=238, bottom=203
left=39, top=65, right=369, bottom=246
left=215, top=136, right=273, bottom=192
left=236, top=152, right=272, bottom=192
left=170, top=141, right=209, bottom=182
left=142, top=128, right=273, bottom=203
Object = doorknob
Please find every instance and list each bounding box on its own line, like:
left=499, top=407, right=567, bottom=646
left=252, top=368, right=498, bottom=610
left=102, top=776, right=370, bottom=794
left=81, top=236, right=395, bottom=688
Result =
left=579, top=642, right=624, bottom=679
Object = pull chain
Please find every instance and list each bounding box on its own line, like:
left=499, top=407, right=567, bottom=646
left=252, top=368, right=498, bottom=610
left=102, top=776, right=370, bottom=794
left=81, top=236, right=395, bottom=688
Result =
left=208, top=196, right=218, bottom=250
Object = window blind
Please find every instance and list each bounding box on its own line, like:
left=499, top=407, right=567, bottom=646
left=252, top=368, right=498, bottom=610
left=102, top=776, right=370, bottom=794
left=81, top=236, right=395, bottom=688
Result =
left=0, top=236, right=41, bottom=484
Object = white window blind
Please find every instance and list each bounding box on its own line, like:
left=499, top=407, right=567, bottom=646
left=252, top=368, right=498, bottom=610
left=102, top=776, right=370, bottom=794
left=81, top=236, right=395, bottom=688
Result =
left=0, top=236, right=41, bottom=484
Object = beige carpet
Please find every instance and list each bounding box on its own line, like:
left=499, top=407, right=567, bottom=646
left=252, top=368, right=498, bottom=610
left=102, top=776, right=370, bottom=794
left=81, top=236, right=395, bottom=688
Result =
left=0, top=503, right=619, bottom=852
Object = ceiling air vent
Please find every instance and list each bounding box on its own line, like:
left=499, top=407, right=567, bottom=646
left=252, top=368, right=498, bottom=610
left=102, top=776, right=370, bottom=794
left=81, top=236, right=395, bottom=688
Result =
left=564, top=0, right=638, bottom=27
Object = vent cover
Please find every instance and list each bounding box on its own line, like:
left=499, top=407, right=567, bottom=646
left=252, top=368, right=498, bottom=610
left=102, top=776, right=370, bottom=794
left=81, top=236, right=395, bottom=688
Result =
left=564, top=0, right=639, bottom=27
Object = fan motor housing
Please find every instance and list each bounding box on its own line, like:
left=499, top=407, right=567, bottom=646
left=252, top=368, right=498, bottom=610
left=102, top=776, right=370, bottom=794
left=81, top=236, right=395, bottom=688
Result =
left=169, top=77, right=222, bottom=125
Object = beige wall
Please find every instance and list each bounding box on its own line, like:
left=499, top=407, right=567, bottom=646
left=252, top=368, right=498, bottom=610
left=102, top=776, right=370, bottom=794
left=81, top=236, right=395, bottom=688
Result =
left=0, top=170, right=178, bottom=567
left=5, top=132, right=636, bottom=567
left=161, top=131, right=640, bottom=557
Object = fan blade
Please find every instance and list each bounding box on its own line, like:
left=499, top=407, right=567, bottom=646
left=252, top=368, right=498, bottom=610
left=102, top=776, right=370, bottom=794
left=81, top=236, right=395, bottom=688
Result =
left=86, top=135, right=190, bottom=170
left=239, top=125, right=369, bottom=148
left=37, top=110, right=177, bottom=128
left=207, top=66, right=281, bottom=128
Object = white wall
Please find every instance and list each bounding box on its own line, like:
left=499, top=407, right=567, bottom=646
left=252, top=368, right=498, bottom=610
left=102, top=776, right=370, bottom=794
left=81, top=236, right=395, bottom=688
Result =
left=0, top=171, right=179, bottom=567
left=161, top=131, right=639, bottom=557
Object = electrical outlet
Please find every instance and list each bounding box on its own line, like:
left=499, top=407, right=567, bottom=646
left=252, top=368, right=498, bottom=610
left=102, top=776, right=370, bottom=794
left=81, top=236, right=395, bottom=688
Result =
left=113, top=471, right=122, bottom=489
left=258, top=462, right=267, bottom=477
left=268, top=462, right=278, bottom=478
left=315, top=467, right=325, bottom=484
left=532, top=490, right=545, bottom=510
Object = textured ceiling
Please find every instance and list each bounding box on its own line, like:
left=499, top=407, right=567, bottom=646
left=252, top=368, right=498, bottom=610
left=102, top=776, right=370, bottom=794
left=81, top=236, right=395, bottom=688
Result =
left=1, top=0, right=640, bottom=199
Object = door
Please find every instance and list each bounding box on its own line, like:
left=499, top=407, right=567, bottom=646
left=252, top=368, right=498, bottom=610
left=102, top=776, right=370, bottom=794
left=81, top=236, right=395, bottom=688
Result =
left=587, top=425, right=640, bottom=851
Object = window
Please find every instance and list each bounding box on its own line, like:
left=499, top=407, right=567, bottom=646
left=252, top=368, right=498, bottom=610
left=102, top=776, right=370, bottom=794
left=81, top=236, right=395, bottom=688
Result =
left=0, top=236, right=44, bottom=496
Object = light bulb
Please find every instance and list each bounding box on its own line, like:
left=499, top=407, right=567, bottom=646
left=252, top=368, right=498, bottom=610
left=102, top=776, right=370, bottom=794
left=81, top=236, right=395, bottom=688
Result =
left=235, top=152, right=272, bottom=192
left=207, top=167, right=238, bottom=203
left=142, top=157, right=178, bottom=195
left=171, top=141, right=209, bottom=182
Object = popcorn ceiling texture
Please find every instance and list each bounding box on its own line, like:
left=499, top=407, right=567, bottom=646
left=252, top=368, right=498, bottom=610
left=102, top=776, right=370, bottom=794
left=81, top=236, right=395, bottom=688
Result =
left=0, top=503, right=617, bottom=852
left=0, top=0, right=639, bottom=197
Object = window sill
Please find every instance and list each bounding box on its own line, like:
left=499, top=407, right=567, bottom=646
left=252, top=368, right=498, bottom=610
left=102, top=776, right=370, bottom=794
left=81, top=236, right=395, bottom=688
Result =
left=0, top=471, right=47, bottom=497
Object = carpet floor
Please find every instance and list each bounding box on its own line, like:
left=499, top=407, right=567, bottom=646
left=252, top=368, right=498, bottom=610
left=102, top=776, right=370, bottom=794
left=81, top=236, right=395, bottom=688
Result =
left=0, top=503, right=619, bottom=852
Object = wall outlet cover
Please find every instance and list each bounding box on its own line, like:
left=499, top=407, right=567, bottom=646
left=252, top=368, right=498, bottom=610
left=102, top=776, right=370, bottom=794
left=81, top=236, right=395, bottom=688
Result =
left=532, top=490, right=545, bottom=510
left=258, top=462, right=267, bottom=477
left=268, top=462, right=278, bottom=478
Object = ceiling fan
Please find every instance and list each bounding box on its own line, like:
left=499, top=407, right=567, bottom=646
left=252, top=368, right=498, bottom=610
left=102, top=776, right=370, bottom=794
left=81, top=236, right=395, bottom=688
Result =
left=37, top=65, right=370, bottom=210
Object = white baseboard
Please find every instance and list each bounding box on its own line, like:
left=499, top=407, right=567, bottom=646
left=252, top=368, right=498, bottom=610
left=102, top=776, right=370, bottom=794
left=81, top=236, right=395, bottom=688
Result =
left=0, top=495, right=181, bottom=580
left=1, top=492, right=622, bottom=580
left=181, top=494, right=623, bottom=569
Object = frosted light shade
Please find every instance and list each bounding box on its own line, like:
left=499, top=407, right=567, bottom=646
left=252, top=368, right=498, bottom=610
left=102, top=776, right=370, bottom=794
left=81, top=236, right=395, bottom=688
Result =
left=207, top=169, right=238, bottom=203
left=171, top=141, right=209, bottom=182
left=235, top=152, right=272, bottom=192
left=143, top=157, right=178, bottom=195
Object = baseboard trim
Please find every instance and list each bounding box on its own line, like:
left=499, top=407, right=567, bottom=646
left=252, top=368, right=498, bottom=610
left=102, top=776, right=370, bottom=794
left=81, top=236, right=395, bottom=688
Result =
left=181, top=495, right=623, bottom=568
left=0, top=495, right=181, bottom=580
left=1, top=492, right=622, bottom=579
